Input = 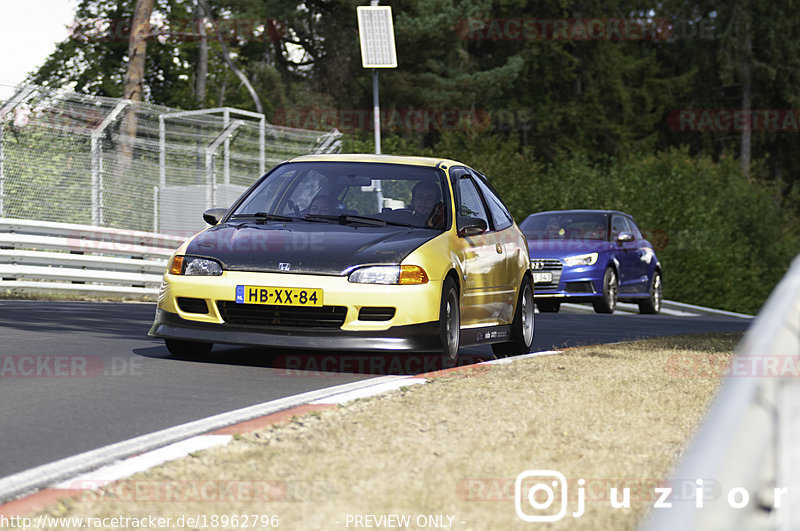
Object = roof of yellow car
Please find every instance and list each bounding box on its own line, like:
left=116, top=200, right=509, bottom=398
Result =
left=289, top=153, right=462, bottom=168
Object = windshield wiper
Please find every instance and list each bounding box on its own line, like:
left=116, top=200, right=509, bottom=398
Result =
left=229, top=212, right=295, bottom=223
left=305, top=214, right=389, bottom=227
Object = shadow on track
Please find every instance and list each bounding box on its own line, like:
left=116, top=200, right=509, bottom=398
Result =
left=135, top=343, right=498, bottom=377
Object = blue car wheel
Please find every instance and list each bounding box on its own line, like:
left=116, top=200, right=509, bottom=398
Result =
left=638, top=272, right=663, bottom=314
left=592, top=267, right=618, bottom=314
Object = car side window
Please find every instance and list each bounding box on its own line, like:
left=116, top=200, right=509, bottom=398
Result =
left=626, top=217, right=643, bottom=239
left=611, top=215, right=630, bottom=241
left=455, top=176, right=491, bottom=233
left=472, top=172, right=513, bottom=231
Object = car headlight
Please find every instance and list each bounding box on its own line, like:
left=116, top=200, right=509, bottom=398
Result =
left=169, top=255, right=223, bottom=276
left=563, top=252, right=598, bottom=267
left=348, top=265, right=429, bottom=285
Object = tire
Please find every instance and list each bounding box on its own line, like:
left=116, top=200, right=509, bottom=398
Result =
left=439, top=277, right=460, bottom=364
left=536, top=301, right=561, bottom=313
left=492, top=277, right=535, bottom=357
left=638, top=272, right=663, bottom=314
left=592, top=267, right=618, bottom=314
left=165, top=338, right=213, bottom=357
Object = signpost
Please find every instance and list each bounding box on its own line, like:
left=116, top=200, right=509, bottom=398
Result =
left=356, top=4, right=397, bottom=155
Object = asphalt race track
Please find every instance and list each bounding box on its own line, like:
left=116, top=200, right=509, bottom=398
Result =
left=0, top=300, right=751, bottom=482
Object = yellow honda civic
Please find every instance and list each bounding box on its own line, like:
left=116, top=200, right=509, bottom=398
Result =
left=149, top=154, right=534, bottom=363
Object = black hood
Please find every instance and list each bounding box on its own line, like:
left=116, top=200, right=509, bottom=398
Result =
left=186, top=221, right=439, bottom=275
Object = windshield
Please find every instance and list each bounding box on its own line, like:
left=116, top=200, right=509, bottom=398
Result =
left=230, top=162, right=451, bottom=230
left=521, top=212, right=609, bottom=241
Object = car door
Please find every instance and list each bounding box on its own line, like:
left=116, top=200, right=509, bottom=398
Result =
left=451, top=169, right=508, bottom=327
left=610, top=214, right=641, bottom=294
left=471, top=170, right=520, bottom=321
left=624, top=216, right=654, bottom=293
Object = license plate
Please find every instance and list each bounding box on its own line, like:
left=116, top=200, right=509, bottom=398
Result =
left=236, top=285, right=323, bottom=306
left=532, top=272, right=553, bottom=283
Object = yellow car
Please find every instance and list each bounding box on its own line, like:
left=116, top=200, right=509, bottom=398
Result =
left=149, top=154, right=534, bottom=363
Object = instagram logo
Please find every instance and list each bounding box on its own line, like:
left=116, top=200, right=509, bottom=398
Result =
left=515, top=470, right=584, bottom=522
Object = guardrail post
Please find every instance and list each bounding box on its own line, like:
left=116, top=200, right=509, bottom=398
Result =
left=259, top=115, right=265, bottom=176
left=0, top=86, right=38, bottom=219
left=0, top=125, right=4, bottom=217
left=91, top=101, right=128, bottom=226
left=205, top=120, right=243, bottom=208
left=158, top=115, right=166, bottom=191
left=223, top=108, right=230, bottom=186
left=153, top=186, right=159, bottom=233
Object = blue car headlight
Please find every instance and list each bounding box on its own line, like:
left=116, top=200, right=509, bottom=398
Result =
left=563, top=252, right=598, bottom=267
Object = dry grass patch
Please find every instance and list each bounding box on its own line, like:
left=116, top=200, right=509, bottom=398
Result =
left=0, top=288, right=155, bottom=303
left=33, top=332, right=741, bottom=530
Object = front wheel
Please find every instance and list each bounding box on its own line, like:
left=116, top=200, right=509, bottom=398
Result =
left=492, top=277, right=535, bottom=357
left=638, top=272, right=663, bottom=314
left=592, top=267, right=618, bottom=314
left=165, top=338, right=213, bottom=357
left=439, top=278, right=460, bottom=364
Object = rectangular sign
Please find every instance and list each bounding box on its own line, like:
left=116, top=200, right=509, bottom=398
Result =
left=357, top=6, right=398, bottom=68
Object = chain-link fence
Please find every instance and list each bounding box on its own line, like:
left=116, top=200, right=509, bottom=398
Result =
left=0, top=83, right=342, bottom=235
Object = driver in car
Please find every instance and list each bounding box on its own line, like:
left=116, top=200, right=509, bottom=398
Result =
left=409, top=181, right=441, bottom=224
left=307, top=195, right=337, bottom=216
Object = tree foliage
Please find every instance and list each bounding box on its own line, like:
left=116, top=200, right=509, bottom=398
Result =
left=22, top=0, right=800, bottom=311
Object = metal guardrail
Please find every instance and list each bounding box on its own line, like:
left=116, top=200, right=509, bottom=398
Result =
left=641, top=253, right=800, bottom=531
left=0, top=218, right=183, bottom=296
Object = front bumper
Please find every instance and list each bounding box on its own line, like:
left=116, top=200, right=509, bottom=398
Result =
left=149, top=309, right=442, bottom=351
left=151, top=270, right=445, bottom=352
left=533, top=264, right=603, bottom=300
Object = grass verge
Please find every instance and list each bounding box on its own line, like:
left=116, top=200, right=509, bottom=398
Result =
left=0, top=288, right=155, bottom=303
left=30, top=332, right=741, bottom=530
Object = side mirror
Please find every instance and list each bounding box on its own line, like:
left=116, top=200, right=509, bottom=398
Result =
left=617, top=232, right=634, bottom=244
left=203, top=208, right=228, bottom=226
left=458, top=217, right=488, bottom=237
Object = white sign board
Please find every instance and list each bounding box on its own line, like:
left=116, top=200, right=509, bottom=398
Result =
left=357, top=6, right=398, bottom=68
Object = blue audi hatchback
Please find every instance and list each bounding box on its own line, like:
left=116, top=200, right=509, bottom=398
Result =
left=519, top=210, right=663, bottom=314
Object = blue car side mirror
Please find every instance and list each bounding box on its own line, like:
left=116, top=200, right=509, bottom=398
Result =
left=617, top=232, right=634, bottom=244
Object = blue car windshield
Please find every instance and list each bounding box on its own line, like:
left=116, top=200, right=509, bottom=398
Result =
left=521, top=213, right=608, bottom=241
left=230, top=162, right=450, bottom=230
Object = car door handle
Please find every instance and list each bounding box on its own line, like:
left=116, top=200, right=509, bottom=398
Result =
left=496, top=243, right=503, bottom=254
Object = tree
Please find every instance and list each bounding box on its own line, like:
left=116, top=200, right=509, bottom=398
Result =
left=123, top=0, right=155, bottom=101
left=654, top=0, right=800, bottom=187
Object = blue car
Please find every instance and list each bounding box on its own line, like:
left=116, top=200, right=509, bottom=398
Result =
left=519, top=210, right=663, bottom=314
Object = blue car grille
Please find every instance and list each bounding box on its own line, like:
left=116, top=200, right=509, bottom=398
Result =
left=530, top=258, right=563, bottom=291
